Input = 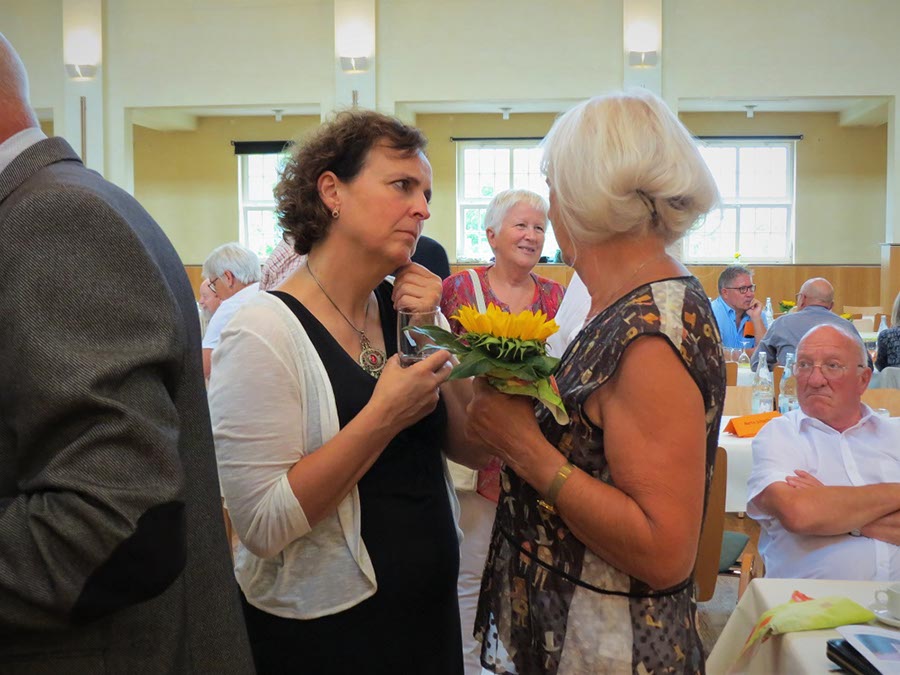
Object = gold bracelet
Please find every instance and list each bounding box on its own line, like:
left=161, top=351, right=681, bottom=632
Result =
left=537, top=461, right=575, bottom=514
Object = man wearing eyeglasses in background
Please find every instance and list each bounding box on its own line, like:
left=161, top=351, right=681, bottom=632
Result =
left=710, top=264, right=768, bottom=349
left=746, top=323, right=900, bottom=580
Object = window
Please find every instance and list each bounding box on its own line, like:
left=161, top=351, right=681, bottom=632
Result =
left=236, top=142, right=290, bottom=260
left=456, top=140, right=559, bottom=262
left=684, top=139, right=796, bottom=264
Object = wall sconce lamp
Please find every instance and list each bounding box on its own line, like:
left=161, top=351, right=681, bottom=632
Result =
left=64, top=64, right=97, bottom=81
left=627, top=50, right=658, bottom=68
left=745, top=104, right=757, bottom=119
left=339, top=56, right=369, bottom=74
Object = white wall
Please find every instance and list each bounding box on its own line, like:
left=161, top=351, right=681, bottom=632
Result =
left=2, top=0, right=64, bottom=115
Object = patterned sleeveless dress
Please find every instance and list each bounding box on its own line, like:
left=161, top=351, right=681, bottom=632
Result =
left=474, top=276, right=726, bottom=675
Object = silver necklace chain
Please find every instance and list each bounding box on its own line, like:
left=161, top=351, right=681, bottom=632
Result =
left=306, top=263, right=386, bottom=378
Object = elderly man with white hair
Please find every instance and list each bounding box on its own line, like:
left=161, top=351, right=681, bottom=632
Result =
left=747, top=323, right=900, bottom=580
left=201, top=242, right=261, bottom=378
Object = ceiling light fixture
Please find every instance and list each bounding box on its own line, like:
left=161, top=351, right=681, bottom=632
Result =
left=500, top=106, right=511, bottom=121
left=745, top=104, right=757, bottom=119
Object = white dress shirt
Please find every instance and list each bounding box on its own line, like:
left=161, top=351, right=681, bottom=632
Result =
left=747, top=406, right=900, bottom=580
left=202, top=282, right=260, bottom=350
left=0, top=126, right=47, bottom=175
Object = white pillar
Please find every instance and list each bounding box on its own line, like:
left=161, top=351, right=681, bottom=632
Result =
left=62, top=0, right=104, bottom=175
left=333, top=0, right=376, bottom=112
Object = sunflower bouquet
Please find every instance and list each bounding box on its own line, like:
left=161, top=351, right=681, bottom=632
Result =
left=409, top=304, right=569, bottom=424
left=779, top=299, right=796, bottom=313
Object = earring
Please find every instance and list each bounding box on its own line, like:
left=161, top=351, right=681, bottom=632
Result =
left=331, top=209, right=340, bottom=219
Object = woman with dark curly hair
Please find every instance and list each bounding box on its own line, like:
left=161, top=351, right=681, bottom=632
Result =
left=208, top=110, right=482, bottom=674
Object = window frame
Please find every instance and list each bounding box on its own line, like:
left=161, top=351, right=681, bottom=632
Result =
left=455, top=138, right=554, bottom=262
left=235, top=145, right=290, bottom=261
left=684, top=137, right=797, bottom=265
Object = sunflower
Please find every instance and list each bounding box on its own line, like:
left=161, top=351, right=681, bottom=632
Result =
left=407, top=303, right=568, bottom=424
left=453, top=304, right=559, bottom=342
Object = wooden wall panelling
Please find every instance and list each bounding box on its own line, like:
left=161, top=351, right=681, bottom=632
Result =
left=882, top=244, right=900, bottom=312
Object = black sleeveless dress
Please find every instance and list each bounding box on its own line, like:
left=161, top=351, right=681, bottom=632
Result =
left=240, top=282, right=463, bottom=675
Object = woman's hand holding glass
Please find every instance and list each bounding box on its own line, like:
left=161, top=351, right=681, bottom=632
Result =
left=369, top=349, right=453, bottom=434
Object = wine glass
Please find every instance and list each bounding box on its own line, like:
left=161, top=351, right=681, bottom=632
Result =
left=397, top=308, right=442, bottom=367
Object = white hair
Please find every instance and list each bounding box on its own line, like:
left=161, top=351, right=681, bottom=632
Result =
left=483, top=189, right=548, bottom=235
left=202, top=242, right=261, bottom=284
left=541, top=89, right=718, bottom=245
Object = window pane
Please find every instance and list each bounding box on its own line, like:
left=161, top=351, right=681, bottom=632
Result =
left=685, top=208, right=738, bottom=259
left=245, top=209, right=281, bottom=259
left=739, top=146, right=788, bottom=199
left=698, top=146, right=737, bottom=199
left=464, top=148, right=511, bottom=199
left=461, top=207, right=491, bottom=260
left=512, top=148, right=548, bottom=197
left=247, top=154, right=282, bottom=202
left=737, top=207, right=789, bottom=258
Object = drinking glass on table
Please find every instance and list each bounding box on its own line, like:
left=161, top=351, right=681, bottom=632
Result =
left=397, top=307, right=442, bottom=366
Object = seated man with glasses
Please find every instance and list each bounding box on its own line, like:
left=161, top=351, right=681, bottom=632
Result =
left=751, top=277, right=870, bottom=369
left=747, top=323, right=900, bottom=580
left=710, top=264, right=768, bottom=349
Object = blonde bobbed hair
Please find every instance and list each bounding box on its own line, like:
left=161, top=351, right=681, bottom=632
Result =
left=541, top=90, right=718, bottom=246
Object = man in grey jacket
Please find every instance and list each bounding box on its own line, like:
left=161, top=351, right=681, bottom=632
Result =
left=753, top=277, right=867, bottom=369
left=0, top=34, right=253, bottom=673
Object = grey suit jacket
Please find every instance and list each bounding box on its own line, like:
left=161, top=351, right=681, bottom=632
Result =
left=0, top=137, right=254, bottom=673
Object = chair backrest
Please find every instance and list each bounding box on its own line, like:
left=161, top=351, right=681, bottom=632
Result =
left=844, top=305, right=882, bottom=316
left=695, top=446, right=727, bottom=602
left=852, top=317, right=874, bottom=332
left=725, top=361, right=737, bottom=386
left=861, top=389, right=900, bottom=416
left=724, top=386, right=754, bottom=416
left=773, top=365, right=783, bottom=405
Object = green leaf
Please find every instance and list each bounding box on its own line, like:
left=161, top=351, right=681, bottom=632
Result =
left=450, top=352, right=495, bottom=379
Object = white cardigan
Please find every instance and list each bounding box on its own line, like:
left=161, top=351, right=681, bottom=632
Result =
left=208, top=291, right=460, bottom=619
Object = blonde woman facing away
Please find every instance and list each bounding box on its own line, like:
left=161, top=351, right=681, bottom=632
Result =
left=466, top=91, right=726, bottom=674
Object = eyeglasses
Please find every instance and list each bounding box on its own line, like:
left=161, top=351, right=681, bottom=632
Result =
left=795, top=360, right=865, bottom=381
left=724, top=284, right=756, bottom=294
left=208, top=277, right=220, bottom=294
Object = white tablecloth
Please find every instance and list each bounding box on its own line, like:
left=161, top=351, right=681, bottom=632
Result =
left=707, top=578, right=891, bottom=674
left=719, top=416, right=754, bottom=513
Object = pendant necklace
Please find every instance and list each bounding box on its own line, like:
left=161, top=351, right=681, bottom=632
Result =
left=306, top=263, right=386, bottom=378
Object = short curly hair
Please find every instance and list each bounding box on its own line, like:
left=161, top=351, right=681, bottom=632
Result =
left=275, top=110, right=428, bottom=255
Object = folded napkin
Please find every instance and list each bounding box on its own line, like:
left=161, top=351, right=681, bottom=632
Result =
left=724, top=411, right=781, bottom=438
left=729, top=591, right=876, bottom=673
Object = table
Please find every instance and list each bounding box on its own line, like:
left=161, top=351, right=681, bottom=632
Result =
left=707, top=578, right=891, bottom=674
left=718, top=416, right=754, bottom=513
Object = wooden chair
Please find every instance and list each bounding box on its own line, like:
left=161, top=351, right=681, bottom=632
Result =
left=725, top=361, right=737, bottom=386
left=844, top=305, right=882, bottom=316
left=695, top=447, right=727, bottom=602
left=724, top=386, right=753, bottom=416
left=861, top=389, right=900, bottom=416
left=738, top=551, right=764, bottom=600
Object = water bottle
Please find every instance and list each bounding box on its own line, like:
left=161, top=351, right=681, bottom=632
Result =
left=778, top=352, right=799, bottom=413
left=879, top=314, right=889, bottom=335
left=763, top=297, right=774, bottom=327
left=752, top=352, right=774, bottom=413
